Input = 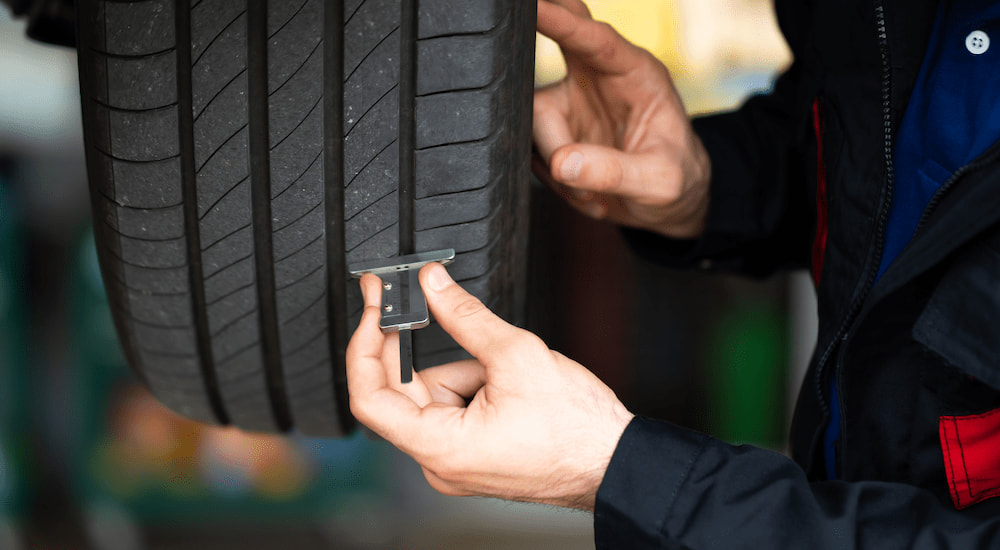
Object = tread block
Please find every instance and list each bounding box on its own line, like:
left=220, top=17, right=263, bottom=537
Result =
left=417, top=33, right=502, bottom=96
left=111, top=157, right=183, bottom=208
left=121, top=263, right=189, bottom=295
left=266, top=0, right=322, bottom=93
left=416, top=206, right=504, bottom=253
left=418, top=0, right=512, bottom=39
left=199, top=179, right=251, bottom=247
left=415, top=183, right=500, bottom=231
left=191, top=13, right=247, bottom=117
left=274, top=244, right=324, bottom=291
left=118, top=233, right=187, bottom=268
left=344, top=32, right=399, bottom=132
left=106, top=51, right=178, bottom=110
left=202, top=229, right=254, bottom=279
left=125, top=290, right=194, bottom=327
left=344, top=0, right=399, bottom=77
left=416, top=85, right=505, bottom=149
left=194, top=94, right=249, bottom=170
left=106, top=105, right=180, bottom=162
left=345, top=192, right=396, bottom=251
left=344, top=144, right=397, bottom=218
left=343, top=88, right=399, bottom=177
left=203, top=254, right=254, bottom=303
left=191, top=0, right=246, bottom=62
left=416, top=136, right=501, bottom=197
left=112, top=203, right=185, bottom=241
left=104, top=0, right=175, bottom=56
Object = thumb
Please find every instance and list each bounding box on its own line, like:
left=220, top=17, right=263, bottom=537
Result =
left=550, top=144, right=659, bottom=199
left=419, top=262, right=525, bottom=361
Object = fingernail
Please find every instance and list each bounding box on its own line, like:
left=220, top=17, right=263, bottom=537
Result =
left=571, top=188, right=594, bottom=201
left=561, top=151, right=584, bottom=181
left=426, top=263, right=452, bottom=292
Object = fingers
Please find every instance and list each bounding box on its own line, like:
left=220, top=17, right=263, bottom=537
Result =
left=346, top=275, right=428, bottom=441
left=549, top=143, right=679, bottom=203
left=533, top=85, right=573, bottom=162
left=420, top=360, right=487, bottom=406
left=419, top=262, right=527, bottom=361
left=537, top=0, right=643, bottom=75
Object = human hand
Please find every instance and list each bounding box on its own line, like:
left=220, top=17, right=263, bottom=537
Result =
left=534, top=0, right=711, bottom=239
left=346, top=262, right=633, bottom=510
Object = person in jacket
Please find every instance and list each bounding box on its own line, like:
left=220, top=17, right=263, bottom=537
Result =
left=346, top=0, right=1000, bottom=547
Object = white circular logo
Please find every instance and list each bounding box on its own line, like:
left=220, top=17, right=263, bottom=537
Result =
left=966, top=30, right=990, bottom=55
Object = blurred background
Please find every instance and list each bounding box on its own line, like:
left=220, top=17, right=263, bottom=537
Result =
left=0, top=1, right=813, bottom=548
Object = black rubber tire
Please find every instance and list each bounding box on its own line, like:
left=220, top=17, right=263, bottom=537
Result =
left=76, top=0, right=535, bottom=436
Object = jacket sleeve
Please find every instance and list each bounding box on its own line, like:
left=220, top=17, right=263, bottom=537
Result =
left=624, top=2, right=818, bottom=277
left=594, top=417, right=1000, bottom=549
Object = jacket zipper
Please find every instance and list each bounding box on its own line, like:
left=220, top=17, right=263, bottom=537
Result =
left=810, top=0, right=895, bottom=478
left=913, top=147, right=1000, bottom=235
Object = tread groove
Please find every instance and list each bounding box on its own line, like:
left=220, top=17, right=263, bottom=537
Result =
left=248, top=0, right=293, bottom=432
left=324, top=0, right=353, bottom=434
left=178, top=0, right=230, bottom=425
left=398, top=0, right=418, bottom=255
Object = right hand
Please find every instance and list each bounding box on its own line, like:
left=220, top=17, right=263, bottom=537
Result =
left=534, top=0, right=712, bottom=239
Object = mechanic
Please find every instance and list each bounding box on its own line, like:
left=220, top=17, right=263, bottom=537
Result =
left=347, top=0, right=1000, bottom=547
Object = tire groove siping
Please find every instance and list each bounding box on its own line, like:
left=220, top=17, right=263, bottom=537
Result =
left=213, top=339, right=262, bottom=368
left=345, top=138, right=396, bottom=189
left=271, top=149, right=322, bottom=199
left=209, top=305, right=258, bottom=339
left=343, top=83, right=398, bottom=139
left=280, top=289, right=327, bottom=326
left=91, top=96, right=178, bottom=114
left=275, top=232, right=323, bottom=263
left=192, top=10, right=247, bottom=68
left=97, top=190, right=184, bottom=210
left=193, top=68, right=248, bottom=121
left=102, top=218, right=184, bottom=242
left=198, top=175, right=249, bottom=220
left=344, top=25, right=399, bottom=84
left=344, top=0, right=365, bottom=27
left=346, top=222, right=396, bottom=254
left=103, top=246, right=188, bottom=270
left=195, top=122, right=249, bottom=172
left=346, top=187, right=395, bottom=223
left=94, top=146, right=181, bottom=165
left=268, top=38, right=322, bottom=98
left=269, top=95, right=322, bottom=151
left=200, top=222, right=252, bottom=252
left=89, top=45, right=175, bottom=59
left=204, top=251, right=254, bottom=280
left=276, top=262, right=323, bottom=291
left=273, top=200, right=322, bottom=232
left=206, top=280, right=257, bottom=307
left=268, top=0, right=309, bottom=39
left=280, top=324, right=328, bottom=358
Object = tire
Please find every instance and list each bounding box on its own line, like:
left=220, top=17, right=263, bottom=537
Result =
left=76, top=0, right=535, bottom=436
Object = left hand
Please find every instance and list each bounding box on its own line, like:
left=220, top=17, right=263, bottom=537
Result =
left=346, top=262, right=633, bottom=510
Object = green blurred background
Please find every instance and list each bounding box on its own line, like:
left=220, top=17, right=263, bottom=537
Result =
left=0, top=2, right=816, bottom=548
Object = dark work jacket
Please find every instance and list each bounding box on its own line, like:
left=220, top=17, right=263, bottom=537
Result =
left=595, top=0, right=1000, bottom=548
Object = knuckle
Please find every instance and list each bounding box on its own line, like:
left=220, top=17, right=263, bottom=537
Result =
left=452, top=295, right=489, bottom=320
